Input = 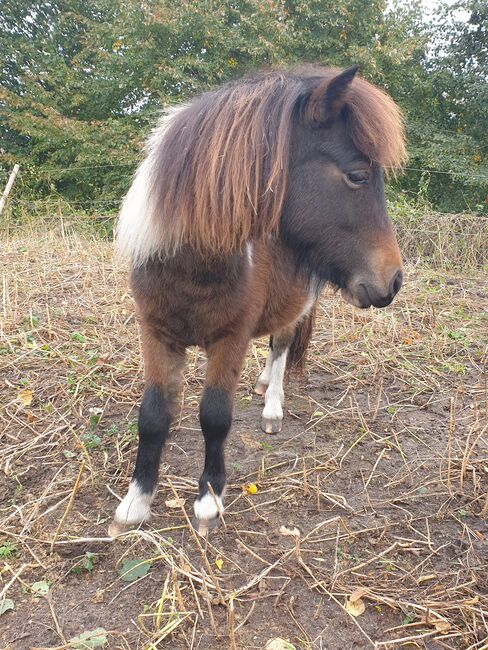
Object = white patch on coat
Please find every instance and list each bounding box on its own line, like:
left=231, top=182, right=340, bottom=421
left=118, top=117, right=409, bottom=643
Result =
left=116, top=104, right=188, bottom=266
left=298, top=273, right=322, bottom=322
left=193, top=492, right=224, bottom=521
left=300, top=291, right=315, bottom=319
left=262, top=349, right=288, bottom=421
left=246, top=242, right=254, bottom=267
left=113, top=481, right=155, bottom=526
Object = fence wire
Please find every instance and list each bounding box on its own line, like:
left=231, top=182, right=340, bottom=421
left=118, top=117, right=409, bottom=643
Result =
left=2, top=162, right=488, bottom=181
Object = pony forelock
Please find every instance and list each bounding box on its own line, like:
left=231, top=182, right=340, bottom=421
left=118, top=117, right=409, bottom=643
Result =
left=345, top=76, right=406, bottom=172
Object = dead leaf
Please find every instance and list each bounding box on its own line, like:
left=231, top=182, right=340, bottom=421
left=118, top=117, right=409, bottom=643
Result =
left=422, top=614, right=450, bottom=633
left=258, top=578, right=267, bottom=594
left=17, top=388, right=33, bottom=407
left=265, top=639, right=296, bottom=650
left=279, top=525, right=300, bottom=538
left=349, top=588, right=368, bottom=602
left=432, top=619, right=450, bottom=634
left=345, top=597, right=365, bottom=617
left=91, top=589, right=105, bottom=604
left=165, top=497, right=186, bottom=509
left=215, top=557, right=223, bottom=570
left=418, top=574, right=436, bottom=584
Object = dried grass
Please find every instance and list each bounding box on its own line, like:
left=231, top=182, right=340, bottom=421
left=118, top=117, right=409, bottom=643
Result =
left=393, top=210, right=487, bottom=270
left=0, top=219, right=487, bottom=649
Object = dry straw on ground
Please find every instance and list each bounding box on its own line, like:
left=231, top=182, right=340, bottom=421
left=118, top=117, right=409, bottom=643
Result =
left=0, top=215, right=487, bottom=649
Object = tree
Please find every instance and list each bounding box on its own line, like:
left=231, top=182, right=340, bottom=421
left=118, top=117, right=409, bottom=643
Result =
left=409, top=0, right=488, bottom=211
left=0, top=0, right=486, bottom=212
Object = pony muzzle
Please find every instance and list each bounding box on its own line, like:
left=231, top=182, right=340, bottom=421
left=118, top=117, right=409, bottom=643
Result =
left=343, top=268, right=403, bottom=309
left=342, top=237, right=403, bottom=309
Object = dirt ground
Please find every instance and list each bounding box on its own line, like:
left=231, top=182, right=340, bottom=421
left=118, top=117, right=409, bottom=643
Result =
left=0, top=230, right=487, bottom=650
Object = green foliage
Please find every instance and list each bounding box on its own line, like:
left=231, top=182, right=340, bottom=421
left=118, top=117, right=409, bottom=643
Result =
left=0, top=599, right=15, bottom=617
left=430, top=1, right=487, bottom=142
left=118, top=558, right=152, bottom=582
left=82, top=551, right=96, bottom=571
left=0, top=541, right=17, bottom=558
left=31, top=580, right=50, bottom=597
left=0, top=0, right=486, bottom=213
left=71, top=551, right=97, bottom=574
left=81, top=432, right=103, bottom=450
left=69, top=628, right=108, bottom=649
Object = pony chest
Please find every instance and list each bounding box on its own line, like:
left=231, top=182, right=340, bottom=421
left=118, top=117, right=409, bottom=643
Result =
left=254, top=281, right=317, bottom=337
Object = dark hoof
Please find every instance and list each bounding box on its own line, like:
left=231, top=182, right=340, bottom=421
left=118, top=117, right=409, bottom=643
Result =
left=191, top=515, right=221, bottom=537
left=261, top=417, right=282, bottom=434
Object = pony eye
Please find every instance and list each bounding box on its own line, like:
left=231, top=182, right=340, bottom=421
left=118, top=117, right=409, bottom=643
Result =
left=345, top=170, right=370, bottom=187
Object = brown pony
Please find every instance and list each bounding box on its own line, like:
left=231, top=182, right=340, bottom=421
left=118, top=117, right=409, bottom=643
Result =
left=110, top=65, right=406, bottom=536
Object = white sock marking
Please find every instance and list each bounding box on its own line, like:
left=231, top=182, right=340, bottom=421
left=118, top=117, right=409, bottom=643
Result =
left=256, top=347, right=273, bottom=389
left=262, top=349, right=287, bottom=421
left=193, top=492, right=224, bottom=521
left=114, top=481, right=155, bottom=526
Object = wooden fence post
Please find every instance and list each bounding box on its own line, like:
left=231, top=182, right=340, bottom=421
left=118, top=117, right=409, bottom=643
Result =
left=0, top=164, right=20, bottom=216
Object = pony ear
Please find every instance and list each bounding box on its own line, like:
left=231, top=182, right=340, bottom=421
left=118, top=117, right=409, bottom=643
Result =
left=307, top=65, right=359, bottom=126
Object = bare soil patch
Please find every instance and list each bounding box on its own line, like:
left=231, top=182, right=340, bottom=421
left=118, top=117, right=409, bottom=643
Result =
left=1, top=231, right=487, bottom=649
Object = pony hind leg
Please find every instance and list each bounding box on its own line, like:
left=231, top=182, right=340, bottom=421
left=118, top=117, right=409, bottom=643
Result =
left=193, top=334, right=249, bottom=535
left=260, top=326, right=295, bottom=434
left=254, top=336, right=273, bottom=396
left=258, top=299, right=318, bottom=433
left=109, top=325, right=186, bottom=537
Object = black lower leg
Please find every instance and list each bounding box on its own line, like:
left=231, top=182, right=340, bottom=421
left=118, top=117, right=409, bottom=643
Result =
left=133, top=384, right=172, bottom=495
left=198, top=385, right=233, bottom=500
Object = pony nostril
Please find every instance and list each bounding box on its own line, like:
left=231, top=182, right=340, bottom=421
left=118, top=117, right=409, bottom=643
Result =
left=356, top=283, right=372, bottom=308
left=390, top=270, right=403, bottom=297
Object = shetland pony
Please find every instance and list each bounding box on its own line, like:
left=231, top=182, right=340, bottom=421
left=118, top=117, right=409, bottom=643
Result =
left=110, top=65, right=406, bottom=536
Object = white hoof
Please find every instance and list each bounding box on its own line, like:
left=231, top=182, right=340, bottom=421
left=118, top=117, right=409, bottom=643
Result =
left=261, top=416, right=283, bottom=434
left=111, top=481, right=154, bottom=535
left=108, top=520, right=133, bottom=538
left=193, top=492, right=224, bottom=521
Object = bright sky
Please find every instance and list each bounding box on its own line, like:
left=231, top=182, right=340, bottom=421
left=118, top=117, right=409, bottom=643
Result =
left=421, top=0, right=470, bottom=22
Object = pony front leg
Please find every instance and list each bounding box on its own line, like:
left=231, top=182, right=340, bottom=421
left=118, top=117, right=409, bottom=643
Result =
left=193, top=336, right=249, bottom=535
left=109, top=327, right=185, bottom=537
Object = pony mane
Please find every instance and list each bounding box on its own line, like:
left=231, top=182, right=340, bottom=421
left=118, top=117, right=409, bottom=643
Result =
left=117, top=67, right=406, bottom=264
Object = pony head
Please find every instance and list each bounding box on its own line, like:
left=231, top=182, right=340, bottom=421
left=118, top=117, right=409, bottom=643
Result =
left=280, top=66, right=405, bottom=307
left=117, top=66, right=406, bottom=307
